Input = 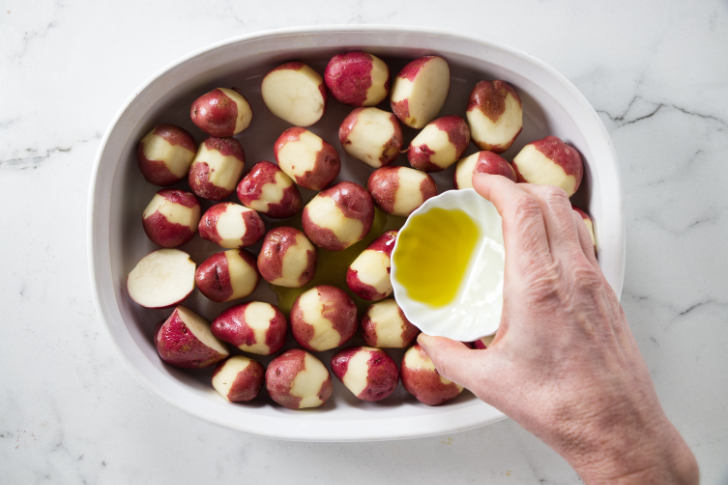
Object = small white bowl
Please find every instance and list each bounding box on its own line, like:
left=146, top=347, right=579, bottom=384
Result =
left=391, top=189, right=505, bottom=342
left=88, top=26, right=624, bottom=441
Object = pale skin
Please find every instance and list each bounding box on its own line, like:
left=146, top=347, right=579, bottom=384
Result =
left=418, top=173, right=699, bottom=484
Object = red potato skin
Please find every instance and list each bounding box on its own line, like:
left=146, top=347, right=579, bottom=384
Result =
left=474, top=151, right=517, bottom=181
left=137, top=124, right=197, bottom=186
left=142, top=190, right=200, bottom=248
left=331, top=347, right=400, bottom=402
left=367, top=167, right=437, bottom=214
left=302, top=182, right=374, bottom=251
left=408, top=116, right=470, bottom=171
left=194, top=249, right=259, bottom=302
left=257, top=227, right=316, bottom=286
left=236, top=161, right=302, bottom=218
left=514, top=136, right=584, bottom=189
left=210, top=302, right=287, bottom=355
left=188, top=137, right=246, bottom=200
left=190, top=88, right=240, bottom=137
left=468, top=80, right=522, bottom=153
left=265, top=349, right=333, bottom=409
left=213, top=358, right=264, bottom=402
left=338, top=108, right=403, bottom=166
left=361, top=303, right=419, bottom=348
left=197, top=203, right=265, bottom=248
left=345, top=230, right=397, bottom=301
left=390, top=56, right=440, bottom=122
left=155, top=310, right=227, bottom=369
left=402, top=344, right=462, bottom=406
left=290, top=286, right=358, bottom=351
left=274, top=127, right=340, bottom=191
left=324, top=52, right=388, bottom=106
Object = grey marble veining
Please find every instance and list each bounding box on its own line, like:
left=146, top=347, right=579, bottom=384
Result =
left=1, top=0, right=727, bottom=483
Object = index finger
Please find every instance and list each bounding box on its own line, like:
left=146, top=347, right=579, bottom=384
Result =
left=472, top=173, right=552, bottom=271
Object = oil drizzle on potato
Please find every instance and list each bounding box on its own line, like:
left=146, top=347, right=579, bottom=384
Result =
left=392, top=208, right=479, bottom=307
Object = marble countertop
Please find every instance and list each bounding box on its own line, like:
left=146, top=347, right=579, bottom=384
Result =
left=2, top=0, right=727, bottom=483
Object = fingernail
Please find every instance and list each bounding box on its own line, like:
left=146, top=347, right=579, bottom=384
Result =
left=417, top=333, right=432, bottom=347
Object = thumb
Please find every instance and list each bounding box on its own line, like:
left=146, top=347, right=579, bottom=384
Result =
left=417, top=334, right=483, bottom=390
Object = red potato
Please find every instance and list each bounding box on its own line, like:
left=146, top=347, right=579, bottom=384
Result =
left=211, top=301, right=287, bottom=355
left=346, top=230, right=397, bottom=301
left=155, top=306, right=229, bottom=369
left=195, top=249, right=259, bottom=302
left=236, top=161, right=302, bottom=218
left=454, top=151, right=516, bottom=189
left=261, top=62, right=326, bottom=127
left=212, top=356, right=264, bottom=402
left=361, top=299, right=419, bottom=349
left=472, top=334, right=495, bottom=349
left=302, top=181, right=374, bottom=250
left=574, top=207, right=597, bottom=250
left=512, top=135, right=584, bottom=196
left=324, top=51, right=389, bottom=107
left=338, top=107, right=403, bottom=168
left=257, top=227, right=316, bottom=288
left=142, top=189, right=201, bottom=248
left=466, top=80, right=523, bottom=153
left=188, top=137, right=246, bottom=200
left=127, top=249, right=196, bottom=309
left=290, top=285, right=357, bottom=352
left=265, top=349, right=333, bottom=409
left=331, top=346, right=399, bottom=402
left=390, top=56, right=450, bottom=129
left=137, top=124, right=197, bottom=186
left=274, top=127, right=340, bottom=191
left=190, top=87, right=252, bottom=137
left=401, top=344, right=463, bottom=406
left=198, top=202, right=265, bottom=249
left=408, top=115, right=470, bottom=172
left=367, top=166, right=437, bottom=217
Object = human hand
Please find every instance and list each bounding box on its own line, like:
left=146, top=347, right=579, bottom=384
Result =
left=418, top=173, right=698, bottom=484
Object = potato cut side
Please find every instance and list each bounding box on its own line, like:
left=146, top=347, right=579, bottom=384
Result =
left=212, top=356, right=254, bottom=398
left=262, top=67, right=324, bottom=126
left=127, top=249, right=196, bottom=308
left=176, top=306, right=228, bottom=355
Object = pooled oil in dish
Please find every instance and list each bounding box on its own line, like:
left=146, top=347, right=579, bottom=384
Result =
left=393, top=208, right=480, bottom=307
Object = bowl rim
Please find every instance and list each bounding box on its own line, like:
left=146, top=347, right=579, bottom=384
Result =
left=88, top=24, right=624, bottom=441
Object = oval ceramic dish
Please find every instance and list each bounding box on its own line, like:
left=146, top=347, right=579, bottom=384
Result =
left=89, top=26, right=624, bottom=441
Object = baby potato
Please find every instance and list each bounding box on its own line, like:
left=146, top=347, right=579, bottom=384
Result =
left=257, top=227, right=316, bottom=288
left=408, top=115, right=470, bottom=171
left=137, top=124, right=197, bottom=186
left=324, top=51, right=389, bottom=107
left=211, top=301, right=287, bottom=355
left=367, top=166, right=437, bottom=217
left=195, top=249, right=259, bottom=303
left=466, top=80, right=523, bottom=153
left=155, top=306, right=229, bottom=369
left=261, top=62, right=326, bottom=126
left=512, top=135, right=584, bottom=196
left=142, top=189, right=201, bottom=248
left=361, top=299, right=419, bottom=349
left=188, top=137, right=246, bottom=201
left=236, top=161, right=302, bottom=218
left=302, top=181, right=374, bottom=251
left=274, top=127, right=340, bottom=191
left=401, top=344, right=463, bottom=406
left=390, top=55, right=450, bottom=129
left=454, top=150, right=516, bottom=189
left=197, top=202, right=265, bottom=249
left=331, top=346, right=399, bottom=402
left=346, top=230, right=397, bottom=301
left=265, top=349, right=333, bottom=409
left=190, top=87, right=252, bottom=137
left=212, top=356, right=264, bottom=402
left=338, top=107, right=403, bottom=168
left=290, top=285, right=357, bottom=352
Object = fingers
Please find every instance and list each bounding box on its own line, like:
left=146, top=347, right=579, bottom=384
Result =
left=519, top=184, right=583, bottom=261
left=572, top=210, right=599, bottom=266
left=472, top=173, right=552, bottom=272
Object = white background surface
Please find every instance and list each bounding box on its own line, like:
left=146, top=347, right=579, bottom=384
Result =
left=1, top=1, right=727, bottom=483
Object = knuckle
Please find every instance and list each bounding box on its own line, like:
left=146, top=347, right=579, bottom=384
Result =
left=512, top=195, right=543, bottom=224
